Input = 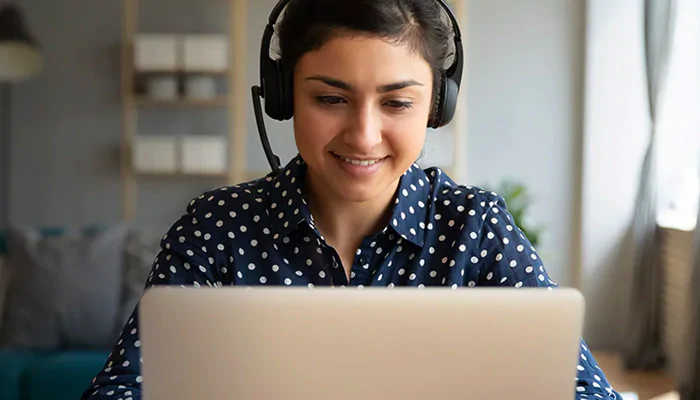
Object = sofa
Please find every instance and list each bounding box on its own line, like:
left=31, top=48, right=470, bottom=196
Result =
left=0, top=226, right=160, bottom=400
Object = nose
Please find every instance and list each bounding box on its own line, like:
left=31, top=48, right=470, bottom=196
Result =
left=341, top=103, right=383, bottom=153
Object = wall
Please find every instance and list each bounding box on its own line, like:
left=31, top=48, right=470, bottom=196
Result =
left=8, top=0, right=124, bottom=230
left=465, top=0, right=586, bottom=288
left=581, top=0, right=649, bottom=349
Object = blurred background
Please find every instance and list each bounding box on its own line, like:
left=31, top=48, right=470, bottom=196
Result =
left=0, top=0, right=697, bottom=399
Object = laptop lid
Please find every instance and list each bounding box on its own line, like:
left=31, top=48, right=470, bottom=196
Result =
left=139, top=287, right=584, bottom=400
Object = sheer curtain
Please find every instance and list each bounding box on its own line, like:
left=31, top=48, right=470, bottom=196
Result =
left=622, top=0, right=678, bottom=370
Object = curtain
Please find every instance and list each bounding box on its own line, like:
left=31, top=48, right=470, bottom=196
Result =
left=622, top=0, right=677, bottom=370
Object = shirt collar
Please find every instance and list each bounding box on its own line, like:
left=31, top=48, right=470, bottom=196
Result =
left=267, top=155, right=430, bottom=248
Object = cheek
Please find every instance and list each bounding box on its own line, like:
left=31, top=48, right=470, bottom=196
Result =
left=292, top=100, right=339, bottom=151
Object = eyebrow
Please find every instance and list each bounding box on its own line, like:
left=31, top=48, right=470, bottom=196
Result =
left=305, top=75, right=424, bottom=93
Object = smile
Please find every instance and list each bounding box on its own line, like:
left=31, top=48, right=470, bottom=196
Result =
left=337, top=155, right=384, bottom=166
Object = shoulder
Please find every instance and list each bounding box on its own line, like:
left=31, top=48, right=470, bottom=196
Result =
left=425, top=167, right=508, bottom=226
left=174, top=176, right=275, bottom=240
left=185, top=176, right=272, bottom=216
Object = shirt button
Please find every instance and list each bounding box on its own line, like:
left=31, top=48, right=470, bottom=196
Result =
left=358, top=256, right=368, bottom=265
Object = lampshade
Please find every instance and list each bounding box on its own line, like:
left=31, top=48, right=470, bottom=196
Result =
left=0, top=4, right=41, bottom=82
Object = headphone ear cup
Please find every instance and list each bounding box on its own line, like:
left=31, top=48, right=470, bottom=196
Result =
left=262, top=57, right=283, bottom=120
left=438, top=78, right=459, bottom=127
left=428, top=73, right=447, bottom=129
left=277, top=59, right=294, bottom=120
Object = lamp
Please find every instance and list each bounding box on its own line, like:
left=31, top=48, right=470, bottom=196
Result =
left=0, top=4, right=42, bottom=82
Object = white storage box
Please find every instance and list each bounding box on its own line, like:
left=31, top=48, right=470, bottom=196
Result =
left=145, top=75, right=178, bottom=100
left=184, top=75, right=217, bottom=99
left=182, top=34, right=228, bottom=72
left=134, top=34, right=179, bottom=71
left=180, top=136, right=227, bottom=174
left=133, top=136, right=178, bottom=173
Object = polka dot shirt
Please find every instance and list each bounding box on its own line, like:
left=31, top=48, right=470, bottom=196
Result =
left=81, top=155, right=620, bottom=400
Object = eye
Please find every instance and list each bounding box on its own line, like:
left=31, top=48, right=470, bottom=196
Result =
left=385, top=100, right=413, bottom=110
left=315, top=96, right=347, bottom=106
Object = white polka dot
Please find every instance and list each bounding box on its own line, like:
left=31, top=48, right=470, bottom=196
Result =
left=470, top=256, right=479, bottom=264
left=577, top=365, right=584, bottom=371
left=517, top=244, right=524, bottom=252
left=319, top=271, right=326, bottom=278
left=284, top=278, right=292, bottom=285
left=136, top=376, right=143, bottom=383
left=459, top=244, right=466, bottom=252
left=468, top=281, right=476, bottom=287
left=487, top=232, right=495, bottom=240
left=435, top=214, right=442, bottom=220
left=525, top=266, right=534, bottom=273
left=272, top=265, right=279, bottom=272
left=495, top=253, right=503, bottom=262
left=470, top=232, right=477, bottom=239
left=260, top=276, right=267, bottom=284
left=510, top=260, right=517, bottom=268
left=398, top=268, right=405, bottom=276
left=486, top=272, right=493, bottom=280
left=240, top=226, right=247, bottom=232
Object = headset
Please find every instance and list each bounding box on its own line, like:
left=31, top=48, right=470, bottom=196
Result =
left=251, top=0, right=464, bottom=174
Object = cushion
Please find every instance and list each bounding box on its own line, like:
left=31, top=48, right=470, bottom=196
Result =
left=113, top=230, right=162, bottom=337
left=23, top=351, right=110, bottom=400
left=0, top=228, right=65, bottom=338
left=0, top=224, right=129, bottom=349
left=0, top=349, right=44, bottom=400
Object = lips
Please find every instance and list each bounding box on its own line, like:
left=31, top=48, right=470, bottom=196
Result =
left=336, top=155, right=384, bottom=166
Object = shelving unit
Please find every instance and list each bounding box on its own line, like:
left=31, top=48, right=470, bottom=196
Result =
left=120, top=0, right=253, bottom=222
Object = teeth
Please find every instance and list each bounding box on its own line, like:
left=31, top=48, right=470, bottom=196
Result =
left=338, top=155, right=381, bottom=166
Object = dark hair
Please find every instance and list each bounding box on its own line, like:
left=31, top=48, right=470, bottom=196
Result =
left=276, top=0, right=454, bottom=114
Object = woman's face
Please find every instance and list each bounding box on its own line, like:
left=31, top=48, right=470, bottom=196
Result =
left=293, top=34, right=434, bottom=204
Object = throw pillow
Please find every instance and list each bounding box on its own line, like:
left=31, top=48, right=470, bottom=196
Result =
left=113, top=229, right=162, bottom=338
left=0, top=224, right=129, bottom=349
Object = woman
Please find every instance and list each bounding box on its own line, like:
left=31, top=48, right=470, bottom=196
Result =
left=82, top=0, right=620, bottom=399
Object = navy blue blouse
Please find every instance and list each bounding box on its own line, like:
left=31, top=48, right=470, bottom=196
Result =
left=82, top=155, right=620, bottom=400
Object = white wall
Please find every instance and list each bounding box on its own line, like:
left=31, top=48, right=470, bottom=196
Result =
left=465, top=0, right=586, bottom=289
left=582, top=0, right=649, bottom=349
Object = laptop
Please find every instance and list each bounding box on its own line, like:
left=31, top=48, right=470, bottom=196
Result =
left=139, top=286, right=585, bottom=400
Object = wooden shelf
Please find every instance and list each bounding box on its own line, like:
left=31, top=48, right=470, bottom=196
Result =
left=134, top=169, right=268, bottom=182
left=133, top=96, right=228, bottom=108
left=134, top=69, right=229, bottom=76
left=135, top=170, right=229, bottom=179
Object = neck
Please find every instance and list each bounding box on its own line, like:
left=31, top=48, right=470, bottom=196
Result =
left=305, top=172, right=399, bottom=252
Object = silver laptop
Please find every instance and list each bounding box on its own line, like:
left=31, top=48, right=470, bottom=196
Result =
left=139, top=287, right=585, bottom=400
